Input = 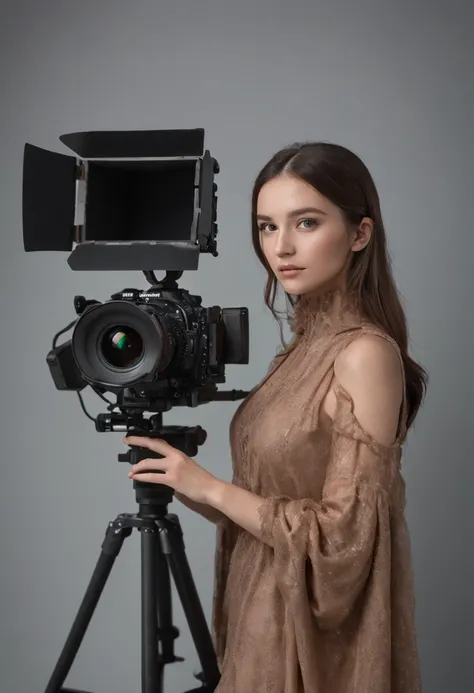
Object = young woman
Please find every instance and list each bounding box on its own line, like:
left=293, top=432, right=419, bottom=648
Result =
left=124, top=142, right=428, bottom=692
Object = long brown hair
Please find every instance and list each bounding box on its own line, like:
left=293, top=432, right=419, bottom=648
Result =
left=251, top=141, right=428, bottom=431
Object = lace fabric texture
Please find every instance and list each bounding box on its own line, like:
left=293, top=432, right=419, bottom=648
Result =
left=212, top=289, right=422, bottom=692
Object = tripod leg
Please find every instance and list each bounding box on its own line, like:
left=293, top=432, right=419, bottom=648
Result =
left=141, top=528, right=163, bottom=693
left=141, top=524, right=185, bottom=693
left=154, top=534, right=181, bottom=664
left=44, top=516, right=132, bottom=693
left=160, top=514, right=221, bottom=692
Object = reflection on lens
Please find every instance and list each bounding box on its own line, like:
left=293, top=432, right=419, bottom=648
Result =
left=100, top=325, right=143, bottom=368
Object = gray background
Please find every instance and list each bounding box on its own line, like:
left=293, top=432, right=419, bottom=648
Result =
left=1, top=1, right=472, bottom=691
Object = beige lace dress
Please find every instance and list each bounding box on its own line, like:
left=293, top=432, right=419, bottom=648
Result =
left=211, top=289, right=422, bottom=692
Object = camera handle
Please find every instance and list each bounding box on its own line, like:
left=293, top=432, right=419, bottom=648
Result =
left=143, top=269, right=182, bottom=289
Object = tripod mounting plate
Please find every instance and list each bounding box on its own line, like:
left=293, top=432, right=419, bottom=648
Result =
left=118, top=422, right=207, bottom=464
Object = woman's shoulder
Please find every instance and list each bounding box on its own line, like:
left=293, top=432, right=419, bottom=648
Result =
left=335, top=329, right=403, bottom=376
left=332, top=330, right=405, bottom=447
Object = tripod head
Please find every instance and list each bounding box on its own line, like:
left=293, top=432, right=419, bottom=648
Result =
left=108, top=410, right=208, bottom=512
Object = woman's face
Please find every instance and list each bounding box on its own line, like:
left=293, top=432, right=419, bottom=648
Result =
left=257, top=174, right=370, bottom=298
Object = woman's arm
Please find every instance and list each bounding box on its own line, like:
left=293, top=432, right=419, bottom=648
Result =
left=175, top=491, right=225, bottom=524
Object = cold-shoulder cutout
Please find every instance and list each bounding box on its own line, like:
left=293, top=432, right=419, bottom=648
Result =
left=334, top=331, right=405, bottom=442
left=331, top=376, right=406, bottom=452
left=320, top=328, right=409, bottom=449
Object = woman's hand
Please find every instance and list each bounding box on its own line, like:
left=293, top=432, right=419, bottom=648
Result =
left=123, top=435, right=273, bottom=544
left=123, top=435, right=223, bottom=506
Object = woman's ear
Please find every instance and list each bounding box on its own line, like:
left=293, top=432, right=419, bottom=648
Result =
left=351, top=217, right=374, bottom=252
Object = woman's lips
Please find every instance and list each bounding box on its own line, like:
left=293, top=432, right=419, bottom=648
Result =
left=279, top=267, right=304, bottom=278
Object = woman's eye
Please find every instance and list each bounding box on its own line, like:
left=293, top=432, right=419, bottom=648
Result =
left=258, top=222, right=276, bottom=233
left=299, top=218, right=317, bottom=230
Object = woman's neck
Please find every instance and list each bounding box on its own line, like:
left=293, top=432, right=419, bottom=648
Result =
left=290, top=285, right=363, bottom=338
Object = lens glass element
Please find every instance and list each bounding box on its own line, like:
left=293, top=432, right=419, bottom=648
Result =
left=100, top=325, right=143, bottom=368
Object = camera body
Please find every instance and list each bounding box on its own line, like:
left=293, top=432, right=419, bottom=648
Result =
left=47, top=280, right=249, bottom=411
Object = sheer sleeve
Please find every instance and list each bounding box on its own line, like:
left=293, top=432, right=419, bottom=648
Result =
left=212, top=515, right=238, bottom=666
left=257, top=378, right=406, bottom=631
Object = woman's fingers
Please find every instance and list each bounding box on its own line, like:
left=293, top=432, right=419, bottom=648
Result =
left=130, top=456, right=170, bottom=473
left=127, top=456, right=171, bottom=484
left=129, top=471, right=172, bottom=485
left=124, top=437, right=177, bottom=486
left=123, top=435, right=173, bottom=456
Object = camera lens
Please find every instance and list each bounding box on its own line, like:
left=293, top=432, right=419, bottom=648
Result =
left=72, top=299, right=175, bottom=388
left=100, top=325, right=143, bottom=368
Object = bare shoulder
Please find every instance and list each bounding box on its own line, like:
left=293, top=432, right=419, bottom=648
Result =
left=333, top=333, right=404, bottom=446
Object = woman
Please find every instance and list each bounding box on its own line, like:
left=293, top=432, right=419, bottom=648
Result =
left=124, top=142, right=427, bottom=692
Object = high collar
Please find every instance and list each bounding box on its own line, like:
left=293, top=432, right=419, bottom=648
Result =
left=290, top=286, right=365, bottom=340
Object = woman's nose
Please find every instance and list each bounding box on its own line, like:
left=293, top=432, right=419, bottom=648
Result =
left=275, top=231, right=295, bottom=256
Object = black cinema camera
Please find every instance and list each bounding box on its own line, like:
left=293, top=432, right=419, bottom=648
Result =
left=23, top=128, right=249, bottom=693
left=47, top=278, right=249, bottom=424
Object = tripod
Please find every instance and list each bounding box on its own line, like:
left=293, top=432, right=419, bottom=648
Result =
left=43, top=421, right=221, bottom=693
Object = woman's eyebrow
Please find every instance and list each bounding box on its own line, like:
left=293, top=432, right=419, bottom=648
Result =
left=256, top=207, right=328, bottom=220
